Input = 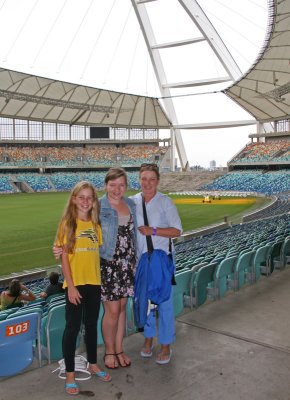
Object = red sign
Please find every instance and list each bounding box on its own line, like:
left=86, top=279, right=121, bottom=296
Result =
left=5, top=321, right=30, bottom=336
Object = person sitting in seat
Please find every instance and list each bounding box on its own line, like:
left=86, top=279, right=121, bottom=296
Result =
left=0, top=279, right=36, bottom=310
left=39, top=271, right=65, bottom=299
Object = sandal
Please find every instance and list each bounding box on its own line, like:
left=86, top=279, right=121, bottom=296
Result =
left=65, top=382, right=79, bottom=396
left=92, top=370, right=112, bottom=382
left=115, top=352, right=131, bottom=367
left=103, top=353, right=118, bottom=369
left=140, top=346, right=153, bottom=358
left=155, top=349, right=172, bottom=365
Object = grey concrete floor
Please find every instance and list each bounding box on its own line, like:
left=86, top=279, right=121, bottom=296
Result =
left=1, top=268, right=290, bottom=400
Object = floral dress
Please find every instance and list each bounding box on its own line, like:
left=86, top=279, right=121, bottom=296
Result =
left=101, top=214, right=136, bottom=301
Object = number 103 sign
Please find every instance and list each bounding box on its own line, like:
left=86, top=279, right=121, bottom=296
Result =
left=5, top=321, right=30, bottom=336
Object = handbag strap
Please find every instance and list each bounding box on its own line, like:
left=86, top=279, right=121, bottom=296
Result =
left=142, top=195, right=154, bottom=254
left=142, top=195, right=172, bottom=256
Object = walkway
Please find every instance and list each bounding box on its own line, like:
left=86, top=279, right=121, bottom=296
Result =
left=1, top=267, right=290, bottom=400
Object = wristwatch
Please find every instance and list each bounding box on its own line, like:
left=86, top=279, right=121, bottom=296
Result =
left=152, top=227, right=157, bottom=236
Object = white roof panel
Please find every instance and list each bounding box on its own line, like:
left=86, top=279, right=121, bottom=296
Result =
left=225, top=0, right=290, bottom=122
left=0, top=67, right=171, bottom=128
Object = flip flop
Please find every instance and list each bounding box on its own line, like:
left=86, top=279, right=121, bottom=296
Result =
left=155, top=349, right=172, bottom=365
left=91, top=370, right=112, bottom=382
left=65, top=382, right=80, bottom=396
left=115, top=352, right=131, bottom=367
left=140, top=346, right=153, bottom=358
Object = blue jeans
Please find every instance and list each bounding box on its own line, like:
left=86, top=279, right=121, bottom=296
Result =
left=144, top=288, right=175, bottom=345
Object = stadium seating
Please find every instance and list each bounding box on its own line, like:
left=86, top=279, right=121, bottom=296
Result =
left=230, top=141, right=290, bottom=164
left=234, top=250, right=256, bottom=290
left=265, top=240, right=285, bottom=273
left=41, top=302, right=66, bottom=363
left=0, top=143, right=165, bottom=169
left=204, top=170, right=290, bottom=195
left=281, top=237, right=290, bottom=267
left=252, top=245, right=272, bottom=282
left=0, top=175, right=18, bottom=193
left=173, top=269, right=192, bottom=316
left=17, top=174, right=53, bottom=192
left=214, top=255, right=238, bottom=299
left=0, top=312, right=41, bottom=376
left=190, top=262, right=217, bottom=308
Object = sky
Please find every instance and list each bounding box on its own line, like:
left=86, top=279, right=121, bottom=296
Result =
left=0, top=0, right=269, bottom=168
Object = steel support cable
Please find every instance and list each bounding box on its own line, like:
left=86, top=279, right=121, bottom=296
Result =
left=102, top=6, right=132, bottom=85
left=209, top=0, right=268, bottom=30
left=125, top=29, right=141, bottom=90
left=80, top=0, right=118, bottom=80
left=145, top=51, right=149, bottom=95
left=30, top=0, right=69, bottom=68
left=57, top=0, right=95, bottom=73
left=202, top=1, right=267, bottom=48
left=200, top=7, right=265, bottom=68
left=3, top=0, right=39, bottom=62
left=0, top=0, right=8, bottom=13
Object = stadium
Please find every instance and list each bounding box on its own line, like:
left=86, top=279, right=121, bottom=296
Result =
left=1, top=1, right=290, bottom=399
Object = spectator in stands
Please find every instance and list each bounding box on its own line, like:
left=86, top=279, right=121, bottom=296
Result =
left=131, top=163, right=182, bottom=365
left=0, top=279, right=36, bottom=310
left=100, top=168, right=137, bottom=369
left=55, top=181, right=111, bottom=396
left=39, top=271, right=64, bottom=299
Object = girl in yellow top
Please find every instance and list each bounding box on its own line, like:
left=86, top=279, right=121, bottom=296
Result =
left=55, top=181, right=111, bottom=396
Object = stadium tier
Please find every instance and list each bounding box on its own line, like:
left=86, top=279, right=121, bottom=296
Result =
left=0, top=141, right=171, bottom=193
left=0, top=143, right=167, bottom=168
left=230, top=141, right=290, bottom=164
left=203, top=170, right=290, bottom=195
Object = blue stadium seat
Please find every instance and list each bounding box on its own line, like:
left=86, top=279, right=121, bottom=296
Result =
left=191, top=262, right=218, bottom=308
left=41, top=303, right=66, bottom=363
left=214, top=255, right=238, bottom=299
left=281, top=237, right=290, bottom=268
left=0, top=312, right=41, bottom=376
left=253, top=245, right=272, bottom=282
left=234, top=250, right=256, bottom=290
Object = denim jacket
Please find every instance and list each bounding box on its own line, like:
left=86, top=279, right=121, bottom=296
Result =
left=99, top=194, right=138, bottom=261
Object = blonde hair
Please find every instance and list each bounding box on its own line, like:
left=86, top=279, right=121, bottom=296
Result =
left=55, top=181, right=99, bottom=253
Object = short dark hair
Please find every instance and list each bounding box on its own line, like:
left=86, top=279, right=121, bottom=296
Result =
left=49, top=272, right=60, bottom=285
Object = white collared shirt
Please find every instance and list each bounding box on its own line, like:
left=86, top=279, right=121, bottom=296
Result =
left=130, top=192, right=182, bottom=259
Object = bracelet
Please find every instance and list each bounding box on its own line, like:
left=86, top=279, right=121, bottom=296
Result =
left=152, top=227, right=157, bottom=236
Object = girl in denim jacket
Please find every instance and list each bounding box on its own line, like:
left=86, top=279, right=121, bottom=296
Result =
left=100, top=168, right=138, bottom=369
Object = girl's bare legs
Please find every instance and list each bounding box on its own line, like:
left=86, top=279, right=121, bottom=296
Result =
left=102, top=298, right=130, bottom=367
left=102, top=300, right=120, bottom=368
left=115, top=297, right=131, bottom=366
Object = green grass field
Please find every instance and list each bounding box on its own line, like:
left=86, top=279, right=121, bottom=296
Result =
left=0, top=192, right=267, bottom=275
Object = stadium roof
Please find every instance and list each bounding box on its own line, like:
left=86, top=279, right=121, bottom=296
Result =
left=225, top=0, right=290, bottom=123
left=0, top=68, right=171, bottom=129
left=0, top=1, right=271, bottom=134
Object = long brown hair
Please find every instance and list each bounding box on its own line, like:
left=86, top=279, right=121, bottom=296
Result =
left=55, top=181, right=99, bottom=253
